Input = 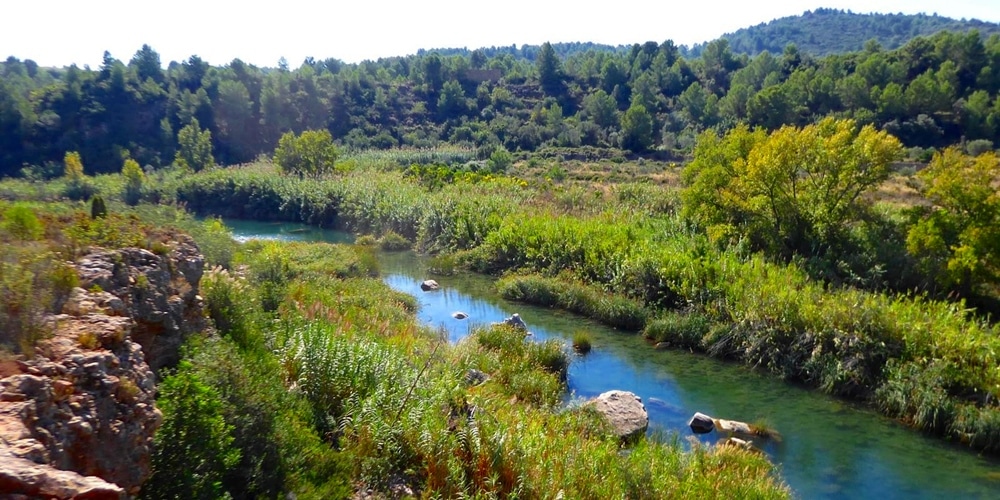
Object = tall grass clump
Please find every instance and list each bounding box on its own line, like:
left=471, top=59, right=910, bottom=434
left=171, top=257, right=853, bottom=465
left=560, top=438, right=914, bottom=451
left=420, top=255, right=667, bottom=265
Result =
left=572, top=331, right=593, bottom=354
left=497, top=274, right=649, bottom=331
left=643, top=311, right=712, bottom=350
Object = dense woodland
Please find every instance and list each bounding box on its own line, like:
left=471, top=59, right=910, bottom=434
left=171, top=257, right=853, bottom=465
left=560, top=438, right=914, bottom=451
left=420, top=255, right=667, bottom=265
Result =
left=2, top=12, right=1000, bottom=177
left=697, top=8, right=1000, bottom=57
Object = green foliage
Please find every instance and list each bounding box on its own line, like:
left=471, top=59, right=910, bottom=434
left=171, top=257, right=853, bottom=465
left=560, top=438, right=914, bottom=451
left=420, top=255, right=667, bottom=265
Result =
left=572, top=331, right=593, bottom=354
left=145, top=363, right=240, bottom=500
left=63, top=151, right=84, bottom=181
left=0, top=248, right=63, bottom=353
left=175, top=119, right=215, bottom=172
left=906, top=148, right=1000, bottom=294
left=274, top=129, right=339, bottom=178
left=708, top=9, right=1000, bottom=57
left=90, top=195, right=107, bottom=219
left=497, top=274, right=649, bottom=331
left=121, top=158, right=145, bottom=206
left=377, top=230, right=411, bottom=251
left=681, top=118, right=903, bottom=257
left=643, top=311, right=713, bottom=349
left=487, top=144, right=514, bottom=173
left=2, top=204, right=44, bottom=241
left=619, top=102, right=654, bottom=152
left=62, top=151, right=95, bottom=201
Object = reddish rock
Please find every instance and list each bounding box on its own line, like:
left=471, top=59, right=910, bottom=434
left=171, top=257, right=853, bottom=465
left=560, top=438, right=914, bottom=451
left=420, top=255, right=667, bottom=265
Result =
left=0, top=238, right=207, bottom=496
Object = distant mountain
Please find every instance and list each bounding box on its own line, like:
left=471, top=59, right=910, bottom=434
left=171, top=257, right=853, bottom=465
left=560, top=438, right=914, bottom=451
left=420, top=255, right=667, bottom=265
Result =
left=689, top=8, right=1000, bottom=57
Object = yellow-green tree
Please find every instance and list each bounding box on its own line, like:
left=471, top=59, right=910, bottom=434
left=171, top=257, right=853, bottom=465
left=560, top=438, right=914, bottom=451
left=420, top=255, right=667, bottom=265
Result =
left=175, top=119, right=215, bottom=172
left=62, top=151, right=95, bottom=200
left=64, top=151, right=84, bottom=181
left=682, top=118, right=902, bottom=256
left=122, top=158, right=144, bottom=205
left=907, top=148, right=1000, bottom=295
left=273, top=129, right=338, bottom=178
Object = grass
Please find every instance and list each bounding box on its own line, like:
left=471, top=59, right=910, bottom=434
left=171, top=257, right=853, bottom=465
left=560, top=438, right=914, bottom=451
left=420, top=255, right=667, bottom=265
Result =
left=572, top=331, right=593, bottom=354
left=3, top=150, right=999, bottom=461
left=229, top=239, right=788, bottom=497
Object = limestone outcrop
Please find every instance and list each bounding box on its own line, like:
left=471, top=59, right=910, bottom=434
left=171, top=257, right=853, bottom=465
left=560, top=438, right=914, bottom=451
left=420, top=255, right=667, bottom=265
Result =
left=0, top=237, right=206, bottom=497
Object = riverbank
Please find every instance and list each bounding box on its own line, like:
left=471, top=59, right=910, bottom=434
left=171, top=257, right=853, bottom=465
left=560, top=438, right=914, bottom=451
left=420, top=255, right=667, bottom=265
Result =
left=164, top=161, right=1000, bottom=455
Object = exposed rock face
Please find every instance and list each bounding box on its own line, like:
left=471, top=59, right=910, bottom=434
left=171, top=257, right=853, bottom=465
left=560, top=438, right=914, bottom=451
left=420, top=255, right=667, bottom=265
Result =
left=74, top=238, right=206, bottom=373
left=0, top=237, right=206, bottom=497
left=0, top=451, right=124, bottom=499
left=589, top=390, right=648, bottom=441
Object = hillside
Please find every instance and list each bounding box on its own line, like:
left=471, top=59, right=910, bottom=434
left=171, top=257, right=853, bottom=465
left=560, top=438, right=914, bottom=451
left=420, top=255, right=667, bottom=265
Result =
left=691, top=8, right=1000, bottom=57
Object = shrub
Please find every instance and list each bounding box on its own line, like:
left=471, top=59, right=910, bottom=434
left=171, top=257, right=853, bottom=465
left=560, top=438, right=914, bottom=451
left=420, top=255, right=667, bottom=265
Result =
left=378, top=231, right=411, bottom=251
left=122, top=158, right=145, bottom=206
left=145, top=365, right=240, bottom=499
left=90, top=196, right=108, bottom=219
left=1, top=204, right=44, bottom=241
left=274, top=129, right=339, bottom=178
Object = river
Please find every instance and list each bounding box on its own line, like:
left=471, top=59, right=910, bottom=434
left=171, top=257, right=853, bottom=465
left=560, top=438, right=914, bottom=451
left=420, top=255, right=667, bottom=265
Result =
left=224, top=219, right=1000, bottom=499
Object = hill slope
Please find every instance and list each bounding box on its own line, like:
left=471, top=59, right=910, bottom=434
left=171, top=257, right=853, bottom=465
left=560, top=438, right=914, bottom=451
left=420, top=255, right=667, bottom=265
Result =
left=692, top=8, right=1000, bottom=56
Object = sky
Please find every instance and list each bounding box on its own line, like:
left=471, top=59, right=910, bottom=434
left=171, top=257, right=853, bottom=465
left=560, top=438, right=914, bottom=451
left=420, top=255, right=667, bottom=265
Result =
left=4, top=0, right=1000, bottom=69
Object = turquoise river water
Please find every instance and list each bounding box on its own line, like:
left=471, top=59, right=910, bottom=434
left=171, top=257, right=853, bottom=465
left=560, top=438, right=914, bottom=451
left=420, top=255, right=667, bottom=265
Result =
left=225, top=219, right=1000, bottom=499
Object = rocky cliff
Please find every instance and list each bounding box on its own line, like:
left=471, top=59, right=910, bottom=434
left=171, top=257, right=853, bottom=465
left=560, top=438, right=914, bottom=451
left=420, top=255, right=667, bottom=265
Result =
left=0, top=236, right=206, bottom=498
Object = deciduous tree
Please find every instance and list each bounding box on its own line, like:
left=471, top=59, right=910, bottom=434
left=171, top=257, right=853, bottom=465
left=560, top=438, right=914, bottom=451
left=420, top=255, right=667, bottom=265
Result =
left=273, top=129, right=339, bottom=178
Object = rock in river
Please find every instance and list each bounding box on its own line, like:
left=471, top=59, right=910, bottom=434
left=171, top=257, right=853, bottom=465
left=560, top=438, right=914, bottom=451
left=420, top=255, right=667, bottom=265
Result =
left=452, top=311, right=468, bottom=320
left=688, top=412, right=715, bottom=434
left=589, top=390, right=649, bottom=442
left=420, top=279, right=439, bottom=291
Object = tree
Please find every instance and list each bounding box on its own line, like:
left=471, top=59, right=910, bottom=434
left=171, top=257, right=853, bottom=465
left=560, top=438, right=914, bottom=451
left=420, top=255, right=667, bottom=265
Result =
left=537, top=42, right=564, bottom=96
left=63, top=151, right=94, bottom=200
left=175, top=119, right=215, bottom=172
left=581, top=90, right=618, bottom=128
left=619, top=102, right=654, bottom=152
left=273, top=129, right=338, bottom=178
left=681, top=118, right=903, bottom=256
left=129, top=44, right=163, bottom=84
left=63, top=151, right=84, bottom=181
left=122, top=157, right=144, bottom=206
left=437, top=79, right=468, bottom=119
left=906, top=148, right=1000, bottom=295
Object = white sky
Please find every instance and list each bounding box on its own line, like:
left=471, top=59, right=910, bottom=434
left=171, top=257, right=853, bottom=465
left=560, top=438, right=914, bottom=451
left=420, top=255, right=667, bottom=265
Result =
left=4, top=1, right=999, bottom=68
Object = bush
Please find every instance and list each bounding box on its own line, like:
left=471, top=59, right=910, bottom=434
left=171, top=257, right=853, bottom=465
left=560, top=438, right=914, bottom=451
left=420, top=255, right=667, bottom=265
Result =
left=144, top=364, right=240, bottom=499
left=378, top=231, right=411, bottom=251
left=90, top=196, right=108, bottom=219
left=2, top=204, right=44, bottom=241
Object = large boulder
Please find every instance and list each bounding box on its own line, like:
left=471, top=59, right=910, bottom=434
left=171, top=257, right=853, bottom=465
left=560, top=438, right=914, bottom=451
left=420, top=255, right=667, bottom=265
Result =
left=420, top=280, right=439, bottom=291
left=589, top=390, right=648, bottom=442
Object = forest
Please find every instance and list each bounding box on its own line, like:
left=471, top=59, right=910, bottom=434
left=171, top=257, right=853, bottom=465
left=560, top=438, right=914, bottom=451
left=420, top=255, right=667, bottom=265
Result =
left=2, top=15, right=1000, bottom=178
left=697, top=8, right=1000, bottom=57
